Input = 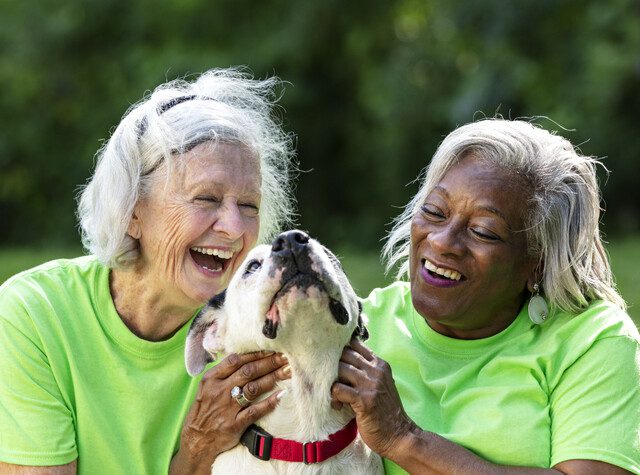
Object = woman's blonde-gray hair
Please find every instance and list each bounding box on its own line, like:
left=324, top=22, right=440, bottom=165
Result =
left=383, top=118, right=625, bottom=312
left=77, top=68, right=297, bottom=268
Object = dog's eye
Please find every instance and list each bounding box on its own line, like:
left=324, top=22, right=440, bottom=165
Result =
left=244, top=259, right=262, bottom=275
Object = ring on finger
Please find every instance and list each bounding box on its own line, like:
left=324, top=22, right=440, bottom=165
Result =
left=231, top=385, right=251, bottom=407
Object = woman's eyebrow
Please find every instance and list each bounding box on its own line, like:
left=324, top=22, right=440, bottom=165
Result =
left=477, top=205, right=512, bottom=231
left=433, top=185, right=512, bottom=230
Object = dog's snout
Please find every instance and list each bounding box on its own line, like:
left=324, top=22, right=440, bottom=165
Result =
left=272, top=230, right=310, bottom=256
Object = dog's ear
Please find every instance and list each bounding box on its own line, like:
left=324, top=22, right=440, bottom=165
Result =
left=185, top=290, right=227, bottom=376
left=351, top=300, right=369, bottom=341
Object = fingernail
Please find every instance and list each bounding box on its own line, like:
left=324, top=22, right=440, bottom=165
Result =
left=282, top=364, right=291, bottom=377
left=277, top=389, right=288, bottom=400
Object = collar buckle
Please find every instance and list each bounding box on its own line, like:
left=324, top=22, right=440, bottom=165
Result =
left=302, top=441, right=317, bottom=464
left=240, top=424, right=273, bottom=461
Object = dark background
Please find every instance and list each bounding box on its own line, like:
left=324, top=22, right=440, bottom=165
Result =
left=1, top=0, right=639, bottom=253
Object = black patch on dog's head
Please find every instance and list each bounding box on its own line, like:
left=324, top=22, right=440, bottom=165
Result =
left=329, top=298, right=349, bottom=325
left=262, top=319, right=279, bottom=339
left=207, top=290, right=227, bottom=309
left=351, top=301, right=369, bottom=341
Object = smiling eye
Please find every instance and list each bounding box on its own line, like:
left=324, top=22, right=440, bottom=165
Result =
left=244, top=259, right=262, bottom=275
left=239, top=203, right=259, bottom=218
left=470, top=227, right=500, bottom=241
left=421, top=204, right=445, bottom=220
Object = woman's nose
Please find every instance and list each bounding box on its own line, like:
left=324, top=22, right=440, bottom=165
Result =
left=427, top=223, right=465, bottom=256
left=211, top=200, right=245, bottom=239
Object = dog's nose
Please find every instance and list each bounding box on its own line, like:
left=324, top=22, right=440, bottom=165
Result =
left=272, top=230, right=310, bottom=257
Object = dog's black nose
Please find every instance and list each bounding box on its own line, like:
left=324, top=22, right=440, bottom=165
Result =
left=272, top=230, right=310, bottom=256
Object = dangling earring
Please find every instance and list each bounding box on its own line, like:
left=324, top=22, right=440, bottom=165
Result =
left=528, top=283, right=548, bottom=324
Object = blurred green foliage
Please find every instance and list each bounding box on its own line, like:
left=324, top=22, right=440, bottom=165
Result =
left=0, top=0, right=639, bottom=251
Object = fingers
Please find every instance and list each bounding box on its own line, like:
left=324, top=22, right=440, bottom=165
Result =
left=341, top=346, right=371, bottom=370
left=242, top=364, right=291, bottom=401
left=331, top=381, right=358, bottom=405
left=348, top=339, right=375, bottom=361
left=236, top=389, right=286, bottom=426
left=210, top=351, right=287, bottom=386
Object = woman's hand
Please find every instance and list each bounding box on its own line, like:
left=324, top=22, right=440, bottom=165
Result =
left=331, top=339, right=416, bottom=459
left=170, top=351, right=289, bottom=475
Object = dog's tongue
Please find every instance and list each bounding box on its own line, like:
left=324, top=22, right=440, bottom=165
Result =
left=266, top=302, right=280, bottom=324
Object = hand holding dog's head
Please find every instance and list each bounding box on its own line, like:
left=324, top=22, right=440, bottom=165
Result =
left=185, top=230, right=367, bottom=376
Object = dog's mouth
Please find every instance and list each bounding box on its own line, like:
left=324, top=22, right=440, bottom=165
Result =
left=262, top=273, right=349, bottom=339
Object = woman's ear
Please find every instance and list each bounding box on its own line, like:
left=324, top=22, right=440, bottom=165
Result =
left=527, top=262, right=544, bottom=293
left=127, top=208, right=142, bottom=240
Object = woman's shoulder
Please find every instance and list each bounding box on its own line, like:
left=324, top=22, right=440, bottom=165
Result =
left=2, top=255, right=102, bottom=289
left=0, top=255, right=106, bottom=322
left=547, top=300, right=640, bottom=344
left=362, top=281, right=411, bottom=312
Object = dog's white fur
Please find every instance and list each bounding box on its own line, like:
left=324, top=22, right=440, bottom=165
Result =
left=185, top=231, right=383, bottom=474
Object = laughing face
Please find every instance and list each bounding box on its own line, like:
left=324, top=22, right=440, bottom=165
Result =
left=128, top=141, right=261, bottom=311
left=409, top=156, right=538, bottom=339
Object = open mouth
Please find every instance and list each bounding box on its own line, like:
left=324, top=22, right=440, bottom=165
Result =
left=422, top=259, right=464, bottom=282
left=262, top=274, right=312, bottom=339
left=190, top=247, right=233, bottom=273
left=262, top=273, right=348, bottom=339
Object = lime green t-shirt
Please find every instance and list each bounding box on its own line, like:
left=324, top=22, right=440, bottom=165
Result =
left=363, top=282, right=640, bottom=474
left=0, top=256, right=202, bottom=474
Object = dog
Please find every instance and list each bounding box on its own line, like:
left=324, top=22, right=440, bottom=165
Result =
left=185, top=230, right=383, bottom=474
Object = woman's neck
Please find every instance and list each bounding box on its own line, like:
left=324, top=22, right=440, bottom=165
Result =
left=109, top=267, right=199, bottom=341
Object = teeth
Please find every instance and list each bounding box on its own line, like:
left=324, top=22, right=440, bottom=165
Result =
left=424, top=259, right=462, bottom=281
left=191, top=247, right=233, bottom=260
left=201, top=263, right=223, bottom=272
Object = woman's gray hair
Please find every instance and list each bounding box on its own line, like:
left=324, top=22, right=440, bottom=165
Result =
left=383, top=118, right=626, bottom=312
left=78, top=68, right=297, bottom=268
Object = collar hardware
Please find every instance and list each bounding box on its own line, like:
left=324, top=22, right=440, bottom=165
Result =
left=240, top=424, right=273, bottom=461
left=240, top=418, right=358, bottom=464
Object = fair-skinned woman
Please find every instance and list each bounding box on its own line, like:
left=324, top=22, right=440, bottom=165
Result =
left=333, top=119, right=640, bottom=474
left=0, top=69, right=296, bottom=474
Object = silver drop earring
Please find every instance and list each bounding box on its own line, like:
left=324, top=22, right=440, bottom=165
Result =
left=528, top=283, right=548, bottom=324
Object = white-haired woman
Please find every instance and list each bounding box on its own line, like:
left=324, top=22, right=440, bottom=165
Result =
left=333, top=119, right=640, bottom=474
left=0, top=68, right=295, bottom=474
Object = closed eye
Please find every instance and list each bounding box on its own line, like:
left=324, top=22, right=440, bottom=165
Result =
left=421, top=204, right=445, bottom=220
left=195, top=195, right=221, bottom=203
left=239, top=203, right=259, bottom=217
left=244, top=259, right=262, bottom=275
left=470, top=227, right=500, bottom=241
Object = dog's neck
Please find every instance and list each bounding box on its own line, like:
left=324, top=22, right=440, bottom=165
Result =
left=256, top=344, right=354, bottom=442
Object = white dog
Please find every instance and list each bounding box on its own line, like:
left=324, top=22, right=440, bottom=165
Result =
left=185, top=230, right=383, bottom=474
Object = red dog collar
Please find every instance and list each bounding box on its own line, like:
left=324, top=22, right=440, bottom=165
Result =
left=240, top=418, right=358, bottom=464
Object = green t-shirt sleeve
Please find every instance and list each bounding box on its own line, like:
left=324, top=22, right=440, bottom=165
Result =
left=550, top=335, right=640, bottom=473
left=0, top=284, right=78, bottom=466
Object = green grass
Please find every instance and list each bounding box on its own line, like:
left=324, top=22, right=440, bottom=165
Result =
left=1, top=237, right=638, bottom=327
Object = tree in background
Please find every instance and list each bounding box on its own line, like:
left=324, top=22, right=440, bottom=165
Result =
left=1, top=0, right=638, bottom=250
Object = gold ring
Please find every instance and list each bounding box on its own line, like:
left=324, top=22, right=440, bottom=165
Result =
left=230, top=385, right=250, bottom=407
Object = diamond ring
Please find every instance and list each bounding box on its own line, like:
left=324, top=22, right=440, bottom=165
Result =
left=230, top=385, right=251, bottom=407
